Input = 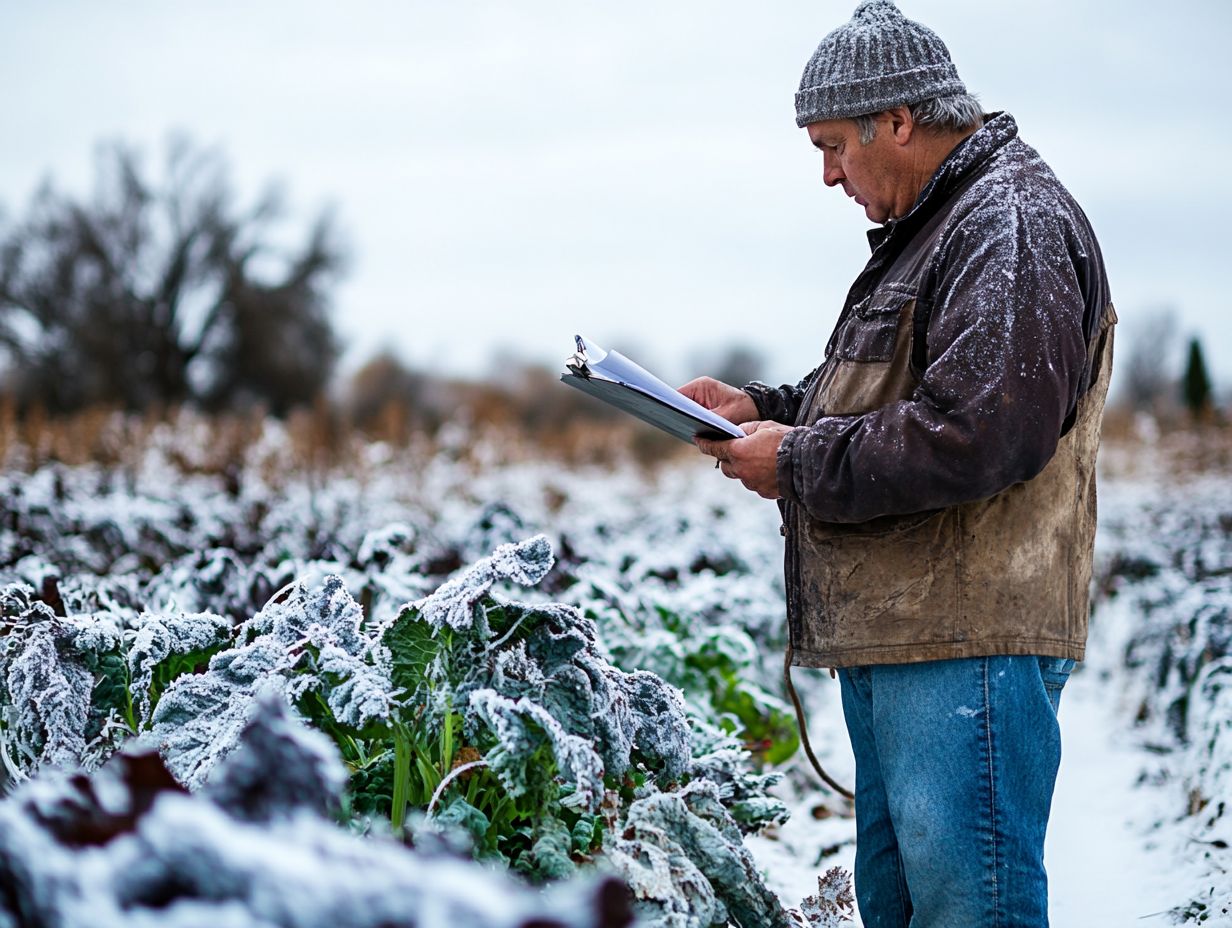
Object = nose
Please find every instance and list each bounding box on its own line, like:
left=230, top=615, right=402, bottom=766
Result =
left=822, top=150, right=844, bottom=188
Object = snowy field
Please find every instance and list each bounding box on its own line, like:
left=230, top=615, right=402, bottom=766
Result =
left=1, top=419, right=1229, bottom=926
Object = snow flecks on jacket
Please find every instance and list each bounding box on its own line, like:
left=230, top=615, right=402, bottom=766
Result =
left=772, top=112, right=1110, bottom=523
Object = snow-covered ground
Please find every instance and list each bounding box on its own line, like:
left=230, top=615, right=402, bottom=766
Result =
left=1047, top=664, right=1187, bottom=926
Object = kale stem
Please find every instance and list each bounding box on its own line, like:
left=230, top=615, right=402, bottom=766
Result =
left=122, top=661, right=138, bottom=733
left=440, top=700, right=454, bottom=771
left=390, top=721, right=411, bottom=835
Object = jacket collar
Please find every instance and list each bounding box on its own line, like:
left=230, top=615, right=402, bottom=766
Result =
left=867, top=111, right=1018, bottom=252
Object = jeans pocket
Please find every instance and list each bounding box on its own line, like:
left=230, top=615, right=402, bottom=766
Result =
left=1037, top=657, right=1075, bottom=708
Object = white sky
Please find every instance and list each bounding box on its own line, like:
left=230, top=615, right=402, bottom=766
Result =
left=3, top=0, right=1230, bottom=390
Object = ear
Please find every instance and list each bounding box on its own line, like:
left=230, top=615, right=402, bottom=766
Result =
left=887, top=105, right=915, bottom=146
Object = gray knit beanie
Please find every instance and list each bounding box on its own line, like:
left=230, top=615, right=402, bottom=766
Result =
left=795, top=0, right=966, bottom=128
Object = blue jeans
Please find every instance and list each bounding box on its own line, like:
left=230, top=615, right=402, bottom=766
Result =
left=837, top=655, right=1074, bottom=928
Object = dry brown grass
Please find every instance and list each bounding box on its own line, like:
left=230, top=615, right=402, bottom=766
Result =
left=1, top=399, right=151, bottom=471
left=0, top=399, right=696, bottom=483
left=9, top=397, right=1229, bottom=488
left=1100, top=406, right=1232, bottom=480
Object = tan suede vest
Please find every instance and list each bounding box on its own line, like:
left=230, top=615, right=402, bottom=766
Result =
left=787, top=298, right=1116, bottom=668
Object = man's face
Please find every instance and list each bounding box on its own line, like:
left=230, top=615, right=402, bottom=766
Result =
left=806, top=115, right=906, bottom=224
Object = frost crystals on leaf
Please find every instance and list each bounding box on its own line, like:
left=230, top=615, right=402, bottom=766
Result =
left=126, top=611, right=231, bottom=726
left=791, top=868, right=856, bottom=928
left=468, top=689, right=605, bottom=813
left=415, top=535, right=554, bottom=632
left=608, top=780, right=796, bottom=928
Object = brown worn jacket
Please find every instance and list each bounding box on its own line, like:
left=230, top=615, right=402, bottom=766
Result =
left=746, top=113, right=1114, bottom=668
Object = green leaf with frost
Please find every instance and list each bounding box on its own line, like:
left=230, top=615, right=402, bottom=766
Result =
left=608, top=780, right=794, bottom=928
left=126, top=611, right=232, bottom=725
left=689, top=719, right=788, bottom=835
left=384, top=607, right=449, bottom=699
left=468, top=689, right=605, bottom=814
left=82, top=649, right=133, bottom=737
left=415, top=536, right=554, bottom=632
left=529, top=817, right=577, bottom=880
left=150, top=641, right=290, bottom=789
left=0, top=592, right=125, bottom=775
left=434, top=795, right=491, bottom=847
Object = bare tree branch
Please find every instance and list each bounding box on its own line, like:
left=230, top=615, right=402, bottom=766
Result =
left=0, top=136, right=345, bottom=414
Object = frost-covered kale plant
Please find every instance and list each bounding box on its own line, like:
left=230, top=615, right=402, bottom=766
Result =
left=1095, top=476, right=1232, bottom=924
left=0, top=582, right=230, bottom=785
left=0, top=692, right=634, bottom=928
left=2, top=533, right=801, bottom=926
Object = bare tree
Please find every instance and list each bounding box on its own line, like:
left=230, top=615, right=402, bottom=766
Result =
left=1119, top=308, right=1179, bottom=415
left=0, top=136, right=345, bottom=414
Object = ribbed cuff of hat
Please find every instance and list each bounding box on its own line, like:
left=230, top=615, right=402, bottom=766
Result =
left=795, top=63, right=966, bottom=127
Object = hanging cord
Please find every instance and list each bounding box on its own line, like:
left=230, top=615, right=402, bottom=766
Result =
left=784, top=642, right=854, bottom=800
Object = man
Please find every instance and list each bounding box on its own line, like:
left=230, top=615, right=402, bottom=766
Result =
left=683, top=1, right=1115, bottom=925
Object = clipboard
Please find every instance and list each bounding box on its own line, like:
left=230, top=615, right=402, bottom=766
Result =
left=560, top=335, right=743, bottom=444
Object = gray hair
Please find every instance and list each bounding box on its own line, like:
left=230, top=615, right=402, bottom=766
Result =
left=853, top=93, right=984, bottom=144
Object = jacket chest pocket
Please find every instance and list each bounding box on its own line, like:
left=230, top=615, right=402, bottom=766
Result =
left=833, top=286, right=916, bottom=363
left=809, top=286, right=921, bottom=419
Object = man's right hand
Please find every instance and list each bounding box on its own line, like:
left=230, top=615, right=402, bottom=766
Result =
left=679, top=377, right=758, bottom=424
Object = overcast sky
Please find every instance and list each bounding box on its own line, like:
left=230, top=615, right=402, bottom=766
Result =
left=3, top=0, right=1230, bottom=391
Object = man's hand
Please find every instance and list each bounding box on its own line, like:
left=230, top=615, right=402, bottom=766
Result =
left=696, top=421, right=794, bottom=499
left=679, top=377, right=758, bottom=425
